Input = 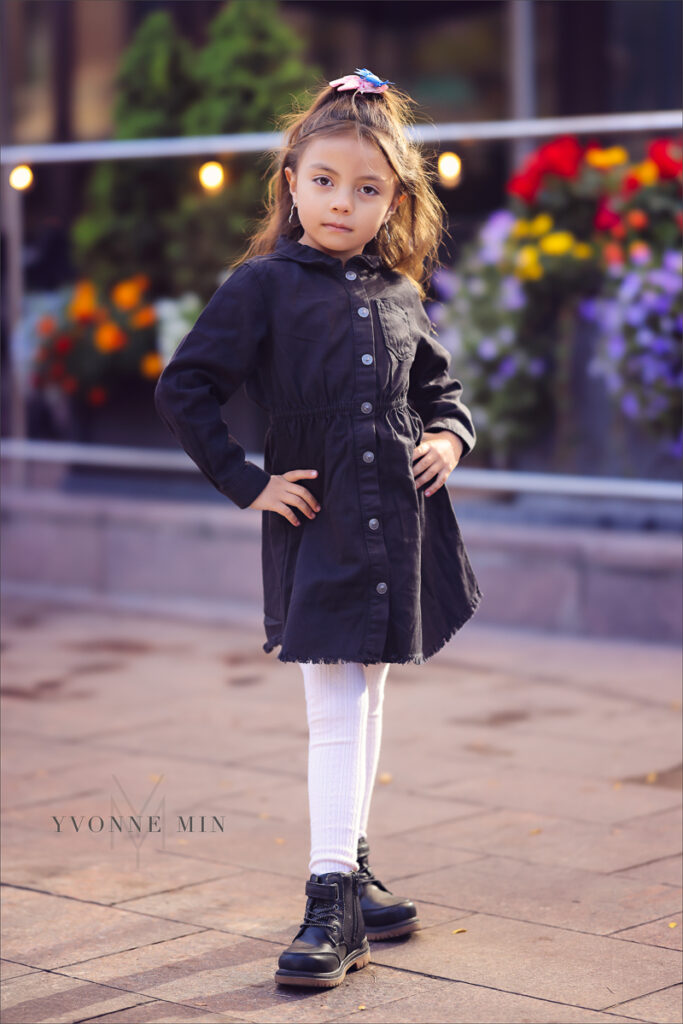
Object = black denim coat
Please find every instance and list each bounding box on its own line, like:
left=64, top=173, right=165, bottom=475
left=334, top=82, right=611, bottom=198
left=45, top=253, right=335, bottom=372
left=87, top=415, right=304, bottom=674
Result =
left=154, top=234, right=483, bottom=665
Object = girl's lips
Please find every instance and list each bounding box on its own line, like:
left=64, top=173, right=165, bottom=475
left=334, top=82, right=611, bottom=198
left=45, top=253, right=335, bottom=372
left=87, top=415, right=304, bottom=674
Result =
left=324, top=223, right=352, bottom=232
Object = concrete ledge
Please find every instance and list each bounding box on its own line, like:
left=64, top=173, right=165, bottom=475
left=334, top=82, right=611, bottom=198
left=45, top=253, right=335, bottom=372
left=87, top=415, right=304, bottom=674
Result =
left=1, top=487, right=680, bottom=643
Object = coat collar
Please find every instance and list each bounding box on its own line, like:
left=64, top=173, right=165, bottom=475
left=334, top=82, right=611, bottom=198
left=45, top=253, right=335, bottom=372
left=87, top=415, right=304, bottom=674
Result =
left=274, top=233, right=383, bottom=272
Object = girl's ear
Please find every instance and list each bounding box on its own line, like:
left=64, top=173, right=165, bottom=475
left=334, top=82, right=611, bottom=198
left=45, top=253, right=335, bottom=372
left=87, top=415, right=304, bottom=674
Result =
left=390, top=192, right=407, bottom=215
left=284, top=166, right=295, bottom=196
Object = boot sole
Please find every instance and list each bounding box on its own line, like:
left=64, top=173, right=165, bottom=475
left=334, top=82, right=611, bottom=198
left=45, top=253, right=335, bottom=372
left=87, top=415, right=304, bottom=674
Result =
left=275, top=940, right=371, bottom=988
left=365, top=917, right=421, bottom=940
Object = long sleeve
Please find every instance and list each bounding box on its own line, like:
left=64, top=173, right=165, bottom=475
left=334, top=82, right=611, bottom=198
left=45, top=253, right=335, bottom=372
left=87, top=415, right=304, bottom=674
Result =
left=154, top=262, right=272, bottom=509
left=407, top=297, right=476, bottom=459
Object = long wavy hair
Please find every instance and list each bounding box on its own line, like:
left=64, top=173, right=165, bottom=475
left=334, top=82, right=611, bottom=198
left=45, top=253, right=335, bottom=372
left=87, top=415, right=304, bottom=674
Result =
left=231, top=75, right=449, bottom=299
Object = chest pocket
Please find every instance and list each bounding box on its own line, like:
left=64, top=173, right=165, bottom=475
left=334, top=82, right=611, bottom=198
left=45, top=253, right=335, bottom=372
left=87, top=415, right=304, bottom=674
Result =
left=375, top=298, right=414, bottom=362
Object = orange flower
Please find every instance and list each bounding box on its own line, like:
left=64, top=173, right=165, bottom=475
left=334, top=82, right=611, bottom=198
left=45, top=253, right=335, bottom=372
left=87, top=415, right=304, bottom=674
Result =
left=94, top=321, right=128, bottom=353
left=37, top=314, right=57, bottom=337
left=603, top=242, right=624, bottom=265
left=87, top=386, right=107, bottom=406
left=609, top=222, right=626, bottom=240
left=626, top=209, right=649, bottom=230
left=68, top=280, right=99, bottom=323
left=140, top=352, right=163, bottom=378
left=111, top=278, right=144, bottom=311
left=130, top=305, right=156, bottom=328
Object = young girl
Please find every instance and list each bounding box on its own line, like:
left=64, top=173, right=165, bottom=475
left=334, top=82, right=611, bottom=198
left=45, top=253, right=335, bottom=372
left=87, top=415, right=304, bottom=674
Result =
left=155, top=68, right=483, bottom=989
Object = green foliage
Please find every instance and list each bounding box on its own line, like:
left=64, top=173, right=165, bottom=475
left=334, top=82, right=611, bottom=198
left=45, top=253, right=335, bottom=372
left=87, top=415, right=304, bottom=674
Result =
left=71, top=2, right=319, bottom=301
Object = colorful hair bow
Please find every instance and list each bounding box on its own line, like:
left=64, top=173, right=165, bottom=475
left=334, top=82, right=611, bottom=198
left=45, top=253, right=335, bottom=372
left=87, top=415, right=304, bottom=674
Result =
left=329, top=68, right=394, bottom=94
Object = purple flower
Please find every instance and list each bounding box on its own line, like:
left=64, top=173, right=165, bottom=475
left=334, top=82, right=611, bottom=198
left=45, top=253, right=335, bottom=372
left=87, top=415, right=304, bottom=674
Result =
left=618, top=273, right=642, bottom=303
left=498, top=355, right=518, bottom=380
left=432, top=268, right=459, bottom=302
left=477, top=337, right=499, bottom=360
left=501, top=276, right=525, bottom=311
left=607, top=334, right=626, bottom=358
left=652, top=335, right=675, bottom=355
left=528, top=357, right=545, bottom=376
left=481, top=210, right=515, bottom=248
left=663, top=250, right=683, bottom=274
left=639, top=355, right=665, bottom=384
left=647, top=269, right=681, bottom=295
left=621, top=392, right=640, bottom=418
left=625, top=304, right=648, bottom=327
left=426, top=301, right=447, bottom=325
left=578, top=297, right=598, bottom=321
left=635, top=327, right=655, bottom=347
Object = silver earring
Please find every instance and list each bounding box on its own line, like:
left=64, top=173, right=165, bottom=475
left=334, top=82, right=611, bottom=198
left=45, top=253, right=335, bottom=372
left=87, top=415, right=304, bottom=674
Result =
left=383, top=219, right=392, bottom=244
left=289, top=201, right=297, bottom=224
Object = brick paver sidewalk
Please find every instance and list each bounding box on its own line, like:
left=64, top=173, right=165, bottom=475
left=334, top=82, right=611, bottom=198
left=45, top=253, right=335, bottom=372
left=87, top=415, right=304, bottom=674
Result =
left=1, top=596, right=681, bottom=1023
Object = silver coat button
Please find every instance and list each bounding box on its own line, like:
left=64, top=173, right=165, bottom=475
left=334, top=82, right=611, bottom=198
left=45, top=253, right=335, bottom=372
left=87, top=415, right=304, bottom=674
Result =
left=368, top=518, right=380, bottom=530
left=358, top=306, right=369, bottom=317
left=362, top=450, right=375, bottom=464
left=361, top=401, right=373, bottom=414
left=345, top=270, right=357, bottom=280
left=376, top=582, right=388, bottom=594
left=361, top=353, right=373, bottom=365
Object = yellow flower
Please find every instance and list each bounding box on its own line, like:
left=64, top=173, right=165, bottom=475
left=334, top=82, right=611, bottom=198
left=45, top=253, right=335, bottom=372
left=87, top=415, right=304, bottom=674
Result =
left=529, top=213, right=553, bottom=236
left=515, top=245, right=543, bottom=279
left=111, top=278, right=144, bottom=312
left=511, top=219, right=532, bottom=239
left=539, top=231, right=575, bottom=255
left=585, top=146, right=629, bottom=169
left=140, top=352, right=163, bottom=378
left=631, top=159, right=660, bottom=186
left=572, top=242, right=594, bottom=259
left=94, top=321, right=128, bottom=353
left=131, top=305, right=156, bottom=328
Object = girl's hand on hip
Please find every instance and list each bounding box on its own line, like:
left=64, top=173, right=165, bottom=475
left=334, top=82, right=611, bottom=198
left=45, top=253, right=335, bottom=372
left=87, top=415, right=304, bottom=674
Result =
left=249, top=469, right=321, bottom=526
left=412, top=431, right=464, bottom=496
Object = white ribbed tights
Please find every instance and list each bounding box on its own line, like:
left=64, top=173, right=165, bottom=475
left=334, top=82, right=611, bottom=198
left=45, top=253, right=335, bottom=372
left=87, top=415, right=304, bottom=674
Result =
left=298, top=661, right=390, bottom=876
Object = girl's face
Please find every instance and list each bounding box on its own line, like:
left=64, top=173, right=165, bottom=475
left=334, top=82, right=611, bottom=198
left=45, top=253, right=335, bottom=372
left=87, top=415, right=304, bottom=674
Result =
left=284, top=131, right=404, bottom=265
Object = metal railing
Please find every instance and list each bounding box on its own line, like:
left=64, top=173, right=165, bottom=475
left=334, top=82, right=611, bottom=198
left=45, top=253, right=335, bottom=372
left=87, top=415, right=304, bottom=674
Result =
left=1, top=438, right=680, bottom=502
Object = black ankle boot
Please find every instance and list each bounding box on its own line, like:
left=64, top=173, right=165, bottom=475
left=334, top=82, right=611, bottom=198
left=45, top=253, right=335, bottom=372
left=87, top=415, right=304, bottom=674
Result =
left=356, top=836, right=421, bottom=940
left=275, top=870, right=371, bottom=987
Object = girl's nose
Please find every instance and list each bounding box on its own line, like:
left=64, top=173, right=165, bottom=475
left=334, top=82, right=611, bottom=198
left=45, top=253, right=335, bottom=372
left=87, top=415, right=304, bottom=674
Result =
left=331, top=192, right=352, bottom=212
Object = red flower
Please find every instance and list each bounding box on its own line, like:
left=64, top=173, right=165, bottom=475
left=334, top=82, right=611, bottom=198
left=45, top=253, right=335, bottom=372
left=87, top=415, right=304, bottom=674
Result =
left=594, top=197, right=621, bottom=231
left=620, top=173, right=643, bottom=196
left=648, top=138, right=682, bottom=179
left=87, top=386, right=107, bottom=406
left=536, top=136, right=584, bottom=178
left=507, top=167, right=542, bottom=203
left=54, top=335, right=73, bottom=356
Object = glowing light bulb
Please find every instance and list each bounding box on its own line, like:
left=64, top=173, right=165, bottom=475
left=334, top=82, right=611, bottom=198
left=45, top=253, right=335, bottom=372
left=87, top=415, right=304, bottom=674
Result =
left=9, top=165, right=33, bottom=190
left=199, top=161, right=225, bottom=191
left=438, top=151, right=462, bottom=189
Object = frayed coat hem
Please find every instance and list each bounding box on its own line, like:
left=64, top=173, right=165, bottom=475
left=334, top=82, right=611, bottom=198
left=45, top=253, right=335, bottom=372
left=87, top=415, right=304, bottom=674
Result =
left=262, top=587, right=484, bottom=667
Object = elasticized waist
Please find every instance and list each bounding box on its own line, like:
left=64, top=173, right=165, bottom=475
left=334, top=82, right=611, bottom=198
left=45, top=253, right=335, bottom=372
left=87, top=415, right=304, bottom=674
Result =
left=268, top=397, right=409, bottom=422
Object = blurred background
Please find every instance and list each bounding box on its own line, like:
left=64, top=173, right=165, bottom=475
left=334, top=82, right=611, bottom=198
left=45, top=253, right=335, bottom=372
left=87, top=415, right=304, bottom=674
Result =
left=1, top=0, right=681, bottom=643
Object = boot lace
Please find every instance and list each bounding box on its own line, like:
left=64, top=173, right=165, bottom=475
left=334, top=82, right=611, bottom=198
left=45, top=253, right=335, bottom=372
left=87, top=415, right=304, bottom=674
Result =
left=302, top=895, right=341, bottom=930
left=357, top=854, right=391, bottom=892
